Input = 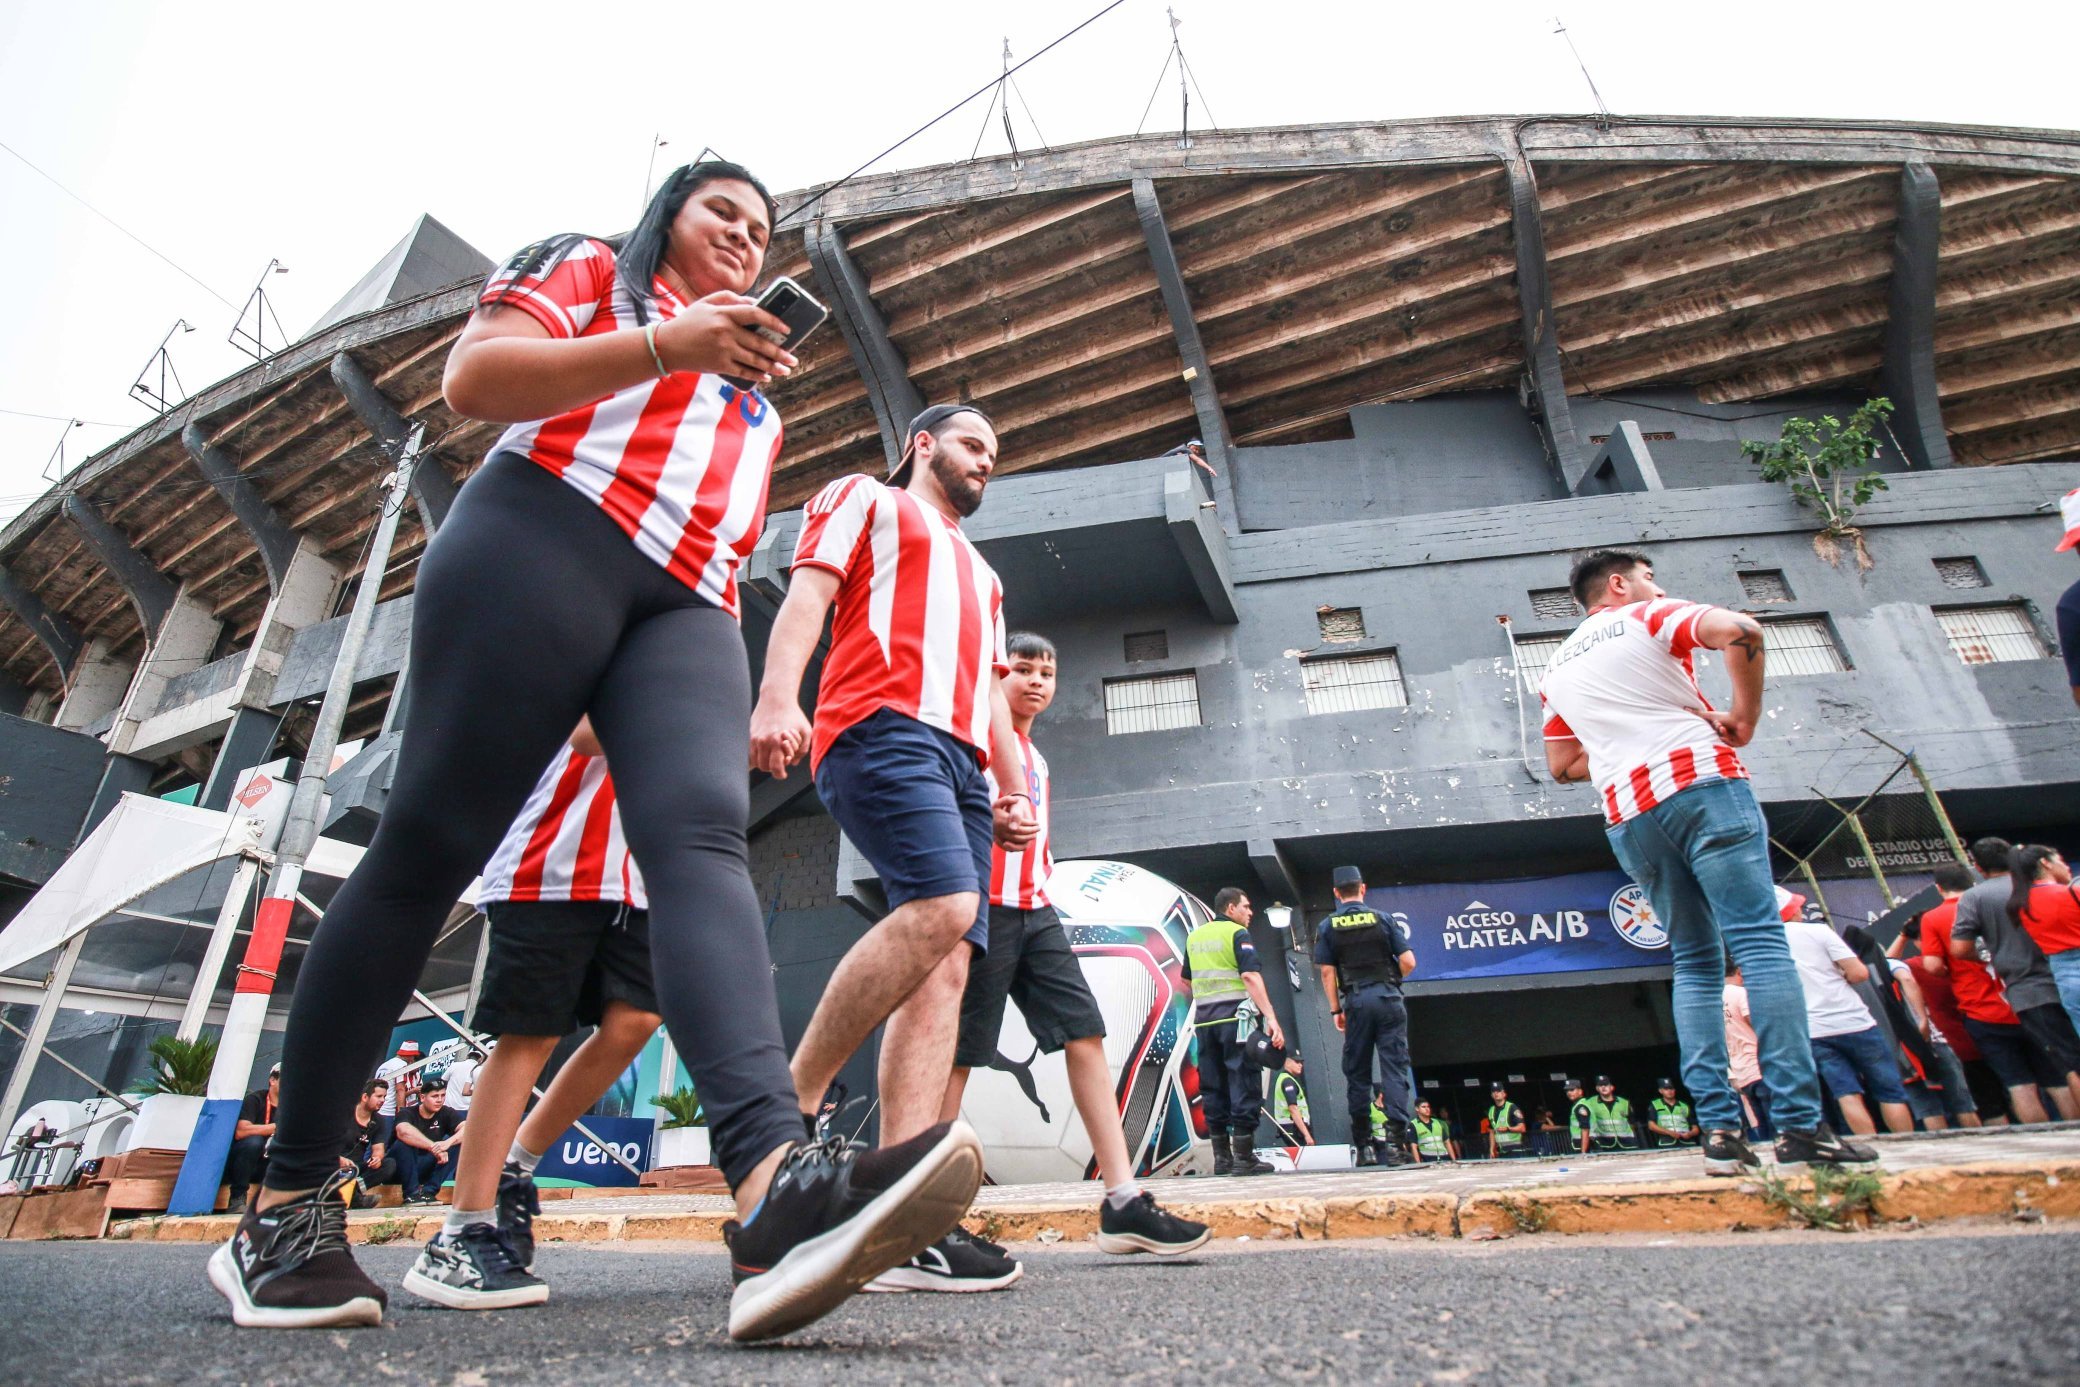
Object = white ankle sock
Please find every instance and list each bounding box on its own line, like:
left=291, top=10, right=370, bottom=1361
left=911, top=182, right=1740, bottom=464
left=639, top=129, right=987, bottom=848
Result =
left=444, top=1206, right=495, bottom=1235
left=1104, top=1181, right=1142, bottom=1211
left=507, top=1139, right=543, bottom=1175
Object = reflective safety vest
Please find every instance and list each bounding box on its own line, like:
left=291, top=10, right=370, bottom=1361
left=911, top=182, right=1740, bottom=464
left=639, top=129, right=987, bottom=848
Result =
left=1586, top=1096, right=1634, bottom=1145
left=1412, top=1116, right=1452, bottom=1157
left=1568, top=1101, right=1593, bottom=1147
left=1186, top=920, right=1249, bottom=1006
left=1370, top=1105, right=1388, bottom=1142
left=1273, top=1074, right=1310, bottom=1126
left=1487, top=1102, right=1524, bottom=1149
left=1651, top=1098, right=1695, bottom=1145
left=1322, top=904, right=1402, bottom=992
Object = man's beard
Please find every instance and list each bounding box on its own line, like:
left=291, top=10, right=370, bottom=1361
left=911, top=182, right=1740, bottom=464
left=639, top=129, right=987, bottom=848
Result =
left=930, top=451, right=985, bottom=517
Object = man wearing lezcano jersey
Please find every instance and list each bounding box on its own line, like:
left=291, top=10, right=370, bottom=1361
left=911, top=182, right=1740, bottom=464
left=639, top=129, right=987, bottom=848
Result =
left=1537, top=549, right=1877, bottom=1175
left=752, top=403, right=1035, bottom=1265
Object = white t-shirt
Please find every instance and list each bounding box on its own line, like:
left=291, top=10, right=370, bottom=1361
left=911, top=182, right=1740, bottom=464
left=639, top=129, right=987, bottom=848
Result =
left=373, top=1056, right=414, bottom=1116
left=1784, top=919, right=1880, bottom=1038
left=1538, top=599, right=1748, bottom=825
left=443, top=1057, right=479, bottom=1113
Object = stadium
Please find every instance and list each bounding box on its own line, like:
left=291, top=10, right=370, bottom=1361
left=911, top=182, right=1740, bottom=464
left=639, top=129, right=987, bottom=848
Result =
left=4, top=113, right=2080, bottom=1152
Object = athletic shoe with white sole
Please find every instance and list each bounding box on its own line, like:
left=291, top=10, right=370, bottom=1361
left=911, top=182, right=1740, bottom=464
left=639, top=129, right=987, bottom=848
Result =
left=1775, top=1124, right=1880, bottom=1170
left=1701, top=1128, right=1761, bottom=1177
left=723, top=1120, right=984, bottom=1342
left=402, top=1225, right=549, bottom=1310
left=864, top=1227, right=1023, bottom=1292
left=207, top=1169, right=387, bottom=1329
left=496, top=1163, right=541, bottom=1272
left=1095, top=1192, right=1211, bottom=1256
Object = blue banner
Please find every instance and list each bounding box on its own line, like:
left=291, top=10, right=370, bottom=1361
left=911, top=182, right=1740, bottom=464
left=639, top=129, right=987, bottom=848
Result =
left=534, top=1114, right=654, bottom=1188
left=1364, top=870, right=1669, bottom=982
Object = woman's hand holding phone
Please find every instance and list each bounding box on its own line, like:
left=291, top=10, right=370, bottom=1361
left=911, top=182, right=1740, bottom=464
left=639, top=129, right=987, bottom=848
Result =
left=655, top=292, right=799, bottom=383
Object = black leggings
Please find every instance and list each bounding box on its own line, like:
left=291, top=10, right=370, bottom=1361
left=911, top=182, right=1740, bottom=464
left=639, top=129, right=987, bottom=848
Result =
left=265, top=454, right=802, bottom=1190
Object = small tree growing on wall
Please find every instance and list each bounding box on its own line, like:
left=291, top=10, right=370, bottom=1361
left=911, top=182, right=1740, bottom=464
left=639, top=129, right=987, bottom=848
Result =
left=1741, top=397, right=1894, bottom=570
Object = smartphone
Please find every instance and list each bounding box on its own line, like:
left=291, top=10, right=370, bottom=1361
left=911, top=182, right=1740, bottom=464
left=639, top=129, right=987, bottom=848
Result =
left=721, top=275, right=829, bottom=390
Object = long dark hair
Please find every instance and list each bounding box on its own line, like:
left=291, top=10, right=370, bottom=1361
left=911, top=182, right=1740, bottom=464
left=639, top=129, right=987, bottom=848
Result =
left=2005, top=844, right=2062, bottom=925
left=482, top=160, right=776, bottom=326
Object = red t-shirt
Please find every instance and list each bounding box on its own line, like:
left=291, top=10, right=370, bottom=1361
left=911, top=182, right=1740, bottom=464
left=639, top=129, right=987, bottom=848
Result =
left=2020, top=881, right=2080, bottom=955
left=1921, top=899, right=2017, bottom=1025
left=1907, top=955, right=1979, bottom=1060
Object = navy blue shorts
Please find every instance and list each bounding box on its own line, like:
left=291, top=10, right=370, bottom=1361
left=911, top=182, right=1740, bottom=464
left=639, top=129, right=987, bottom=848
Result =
left=816, top=708, right=992, bottom=950
left=1809, top=1026, right=1910, bottom=1105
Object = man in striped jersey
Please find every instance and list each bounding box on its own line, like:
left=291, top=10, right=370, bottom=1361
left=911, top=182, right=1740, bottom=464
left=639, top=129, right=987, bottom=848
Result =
left=868, top=632, right=1206, bottom=1291
left=1538, top=549, right=1875, bottom=1175
left=404, top=719, right=662, bottom=1310
left=753, top=405, right=1035, bottom=1227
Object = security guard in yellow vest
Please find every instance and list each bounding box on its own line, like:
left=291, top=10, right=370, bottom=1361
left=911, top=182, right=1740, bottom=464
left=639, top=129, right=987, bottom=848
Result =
left=1410, top=1099, right=1457, bottom=1162
left=1564, top=1077, right=1594, bottom=1155
left=1315, top=866, right=1417, bottom=1167
left=1485, top=1081, right=1529, bottom=1158
left=1270, top=1055, right=1314, bottom=1145
left=1647, top=1078, right=1700, bottom=1147
left=1185, top=887, right=1284, bottom=1175
left=1585, top=1074, right=1640, bottom=1150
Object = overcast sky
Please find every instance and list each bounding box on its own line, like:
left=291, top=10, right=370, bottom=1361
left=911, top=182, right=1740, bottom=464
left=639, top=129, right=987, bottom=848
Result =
left=2, top=0, right=2074, bottom=523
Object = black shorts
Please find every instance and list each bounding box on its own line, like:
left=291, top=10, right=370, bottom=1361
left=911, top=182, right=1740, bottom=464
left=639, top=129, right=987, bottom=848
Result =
left=2015, top=1002, right=2080, bottom=1078
left=953, top=904, right=1106, bottom=1069
left=471, top=900, right=658, bottom=1037
left=1963, top=1016, right=2070, bottom=1092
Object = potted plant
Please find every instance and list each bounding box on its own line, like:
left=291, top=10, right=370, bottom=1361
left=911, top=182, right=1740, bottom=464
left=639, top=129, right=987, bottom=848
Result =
left=650, top=1086, right=709, bottom=1169
left=123, top=1034, right=218, bottom=1152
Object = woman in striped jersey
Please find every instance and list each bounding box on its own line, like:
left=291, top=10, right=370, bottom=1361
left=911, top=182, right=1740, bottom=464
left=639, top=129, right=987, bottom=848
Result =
left=211, top=163, right=982, bottom=1344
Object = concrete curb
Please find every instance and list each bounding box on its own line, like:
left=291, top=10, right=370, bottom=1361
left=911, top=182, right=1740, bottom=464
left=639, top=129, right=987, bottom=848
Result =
left=107, top=1160, right=2076, bottom=1247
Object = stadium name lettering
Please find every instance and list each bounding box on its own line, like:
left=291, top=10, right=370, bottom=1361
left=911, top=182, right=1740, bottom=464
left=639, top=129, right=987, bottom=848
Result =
left=1441, top=910, right=1589, bottom=950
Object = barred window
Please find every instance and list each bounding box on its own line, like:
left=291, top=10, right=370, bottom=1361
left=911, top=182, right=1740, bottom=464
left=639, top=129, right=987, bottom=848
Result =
left=1123, top=630, right=1168, bottom=663
left=1317, top=607, right=1366, bottom=643
left=1933, top=557, right=1989, bottom=590
left=1530, top=588, right=1581, bottom=621
left=1739, top=570, right=1793, bottom=603
left=1936, top=604, right=2046, bottom=665
left=1104, top=671, right=1200, bottom=734
left=1511, top=634, right=1569, bottom=695
left=1302, top=651, right=1407, bottom=714
left=1762, top=617, right=1847, bottom=677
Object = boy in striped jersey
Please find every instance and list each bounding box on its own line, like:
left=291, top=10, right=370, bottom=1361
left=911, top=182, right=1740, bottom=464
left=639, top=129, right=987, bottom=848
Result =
left=404, top=720, right=661, bottom=1310
left=1538, top=549, right=1875, bottom=1175
left=867, top=632, right=1207, bottom=1291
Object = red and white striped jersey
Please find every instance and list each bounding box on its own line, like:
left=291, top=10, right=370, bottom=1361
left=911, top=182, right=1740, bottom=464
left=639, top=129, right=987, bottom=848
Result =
left=988, top=732, right=1053, bottom=909
left=793, top=475, right=1008, bottom=772
left=1537, top=598, right=1747, bottom=826
left=476, top=746, right=647, bottom=908
left=482, top=239, right=782, bottom=619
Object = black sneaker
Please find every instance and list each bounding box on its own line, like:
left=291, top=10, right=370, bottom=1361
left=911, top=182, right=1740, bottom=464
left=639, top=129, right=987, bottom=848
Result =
left=1095, top=1192, right=1210, bottom=1256
left=496, top=1163, right=541, bottom=1272
left=863, top=1227, right=1023, bottom=1292
left=402, top=1224, right=549, bottom=1310
left=1701, top=1128, right=1761, bottom=1177
left=207, top=1170, right=388, bottom=1328
left=722, top=1119, right=984, bottom=1342
left=1776, top=1124, right=1880, bottom=1170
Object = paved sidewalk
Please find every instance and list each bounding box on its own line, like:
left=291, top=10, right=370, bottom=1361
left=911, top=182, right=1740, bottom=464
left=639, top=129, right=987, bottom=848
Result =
left=115, top=1123, right=2080, bottom=1246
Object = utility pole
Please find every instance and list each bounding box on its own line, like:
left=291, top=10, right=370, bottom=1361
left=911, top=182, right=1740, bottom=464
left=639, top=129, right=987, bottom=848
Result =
left=170, top=429, right=420, bottom=1215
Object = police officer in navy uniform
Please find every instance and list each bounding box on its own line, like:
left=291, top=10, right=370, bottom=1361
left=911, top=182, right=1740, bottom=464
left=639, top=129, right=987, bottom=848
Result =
left=1314, top=866, right=1418, bottom=1167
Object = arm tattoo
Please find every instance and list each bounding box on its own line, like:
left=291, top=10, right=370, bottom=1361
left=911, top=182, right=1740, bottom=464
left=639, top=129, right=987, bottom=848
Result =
left=1728, top=617, right=1765, bottom=662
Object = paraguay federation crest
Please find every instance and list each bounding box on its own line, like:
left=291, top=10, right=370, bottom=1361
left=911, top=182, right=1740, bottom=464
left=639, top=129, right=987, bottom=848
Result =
left=1609, top=884, right=1668, bottom=951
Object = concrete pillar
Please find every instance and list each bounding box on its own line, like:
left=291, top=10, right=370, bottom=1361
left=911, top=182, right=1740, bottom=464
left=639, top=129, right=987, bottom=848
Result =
left=52, top=638, right=136, bottom=734
left=235, top=537, right=341, bottom=709
left=75, top=753, right=155, bottom=843
left=106, top=589, right=222, bottom=757
left=197, top=706, right=284, bottom=812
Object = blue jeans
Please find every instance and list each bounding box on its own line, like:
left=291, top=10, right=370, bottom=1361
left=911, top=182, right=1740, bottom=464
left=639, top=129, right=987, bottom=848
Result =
left=2049, top=950, right=2080, bottom=1034
left=1605, top=779, right=1823, bottom=1133
left=395, top=1143, right=458, bottom=1199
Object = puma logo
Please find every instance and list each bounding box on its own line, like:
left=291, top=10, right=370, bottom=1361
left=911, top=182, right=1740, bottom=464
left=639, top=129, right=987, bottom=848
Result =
left=989, top=1043, right=1049, bottom=1123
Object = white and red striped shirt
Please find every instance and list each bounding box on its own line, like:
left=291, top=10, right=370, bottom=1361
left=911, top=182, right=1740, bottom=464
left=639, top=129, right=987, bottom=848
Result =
left=482, top=239, right=782, bottom=619
left=1538, top=598, right=1748, bottom=826
left=988, top=732, right=1053, bottom=909
left=792, top=475, right=1008, bottom=772
left=476, top=746, right=646, bottom=907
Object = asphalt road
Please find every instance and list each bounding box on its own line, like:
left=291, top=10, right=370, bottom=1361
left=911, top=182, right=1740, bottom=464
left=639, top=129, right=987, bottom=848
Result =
left=4, top=1228, right=2074, bottom=1384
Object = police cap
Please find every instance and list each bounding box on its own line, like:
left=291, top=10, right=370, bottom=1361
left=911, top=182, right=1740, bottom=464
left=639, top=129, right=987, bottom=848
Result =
left=1242, top=1030, right=1286, bottom=1070
left=1331, top=865, right=1365, bottom=890
left=1563, top=1077, right=1583, bottom=1091
left=1488, top=1080, right=1508, bottom=1093
left=1656, top=1077, right=1676, bottom=1089
left=1594, top=1074, right=1614, bottom=1087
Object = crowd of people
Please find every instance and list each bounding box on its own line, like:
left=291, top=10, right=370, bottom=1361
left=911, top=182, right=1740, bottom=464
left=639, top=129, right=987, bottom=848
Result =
left=198, top=154, right=2073, bottom=1348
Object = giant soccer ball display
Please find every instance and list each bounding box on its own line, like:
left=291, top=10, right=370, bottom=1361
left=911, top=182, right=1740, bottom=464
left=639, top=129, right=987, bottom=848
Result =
left=958, top=859, right=1214, bottom=1185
